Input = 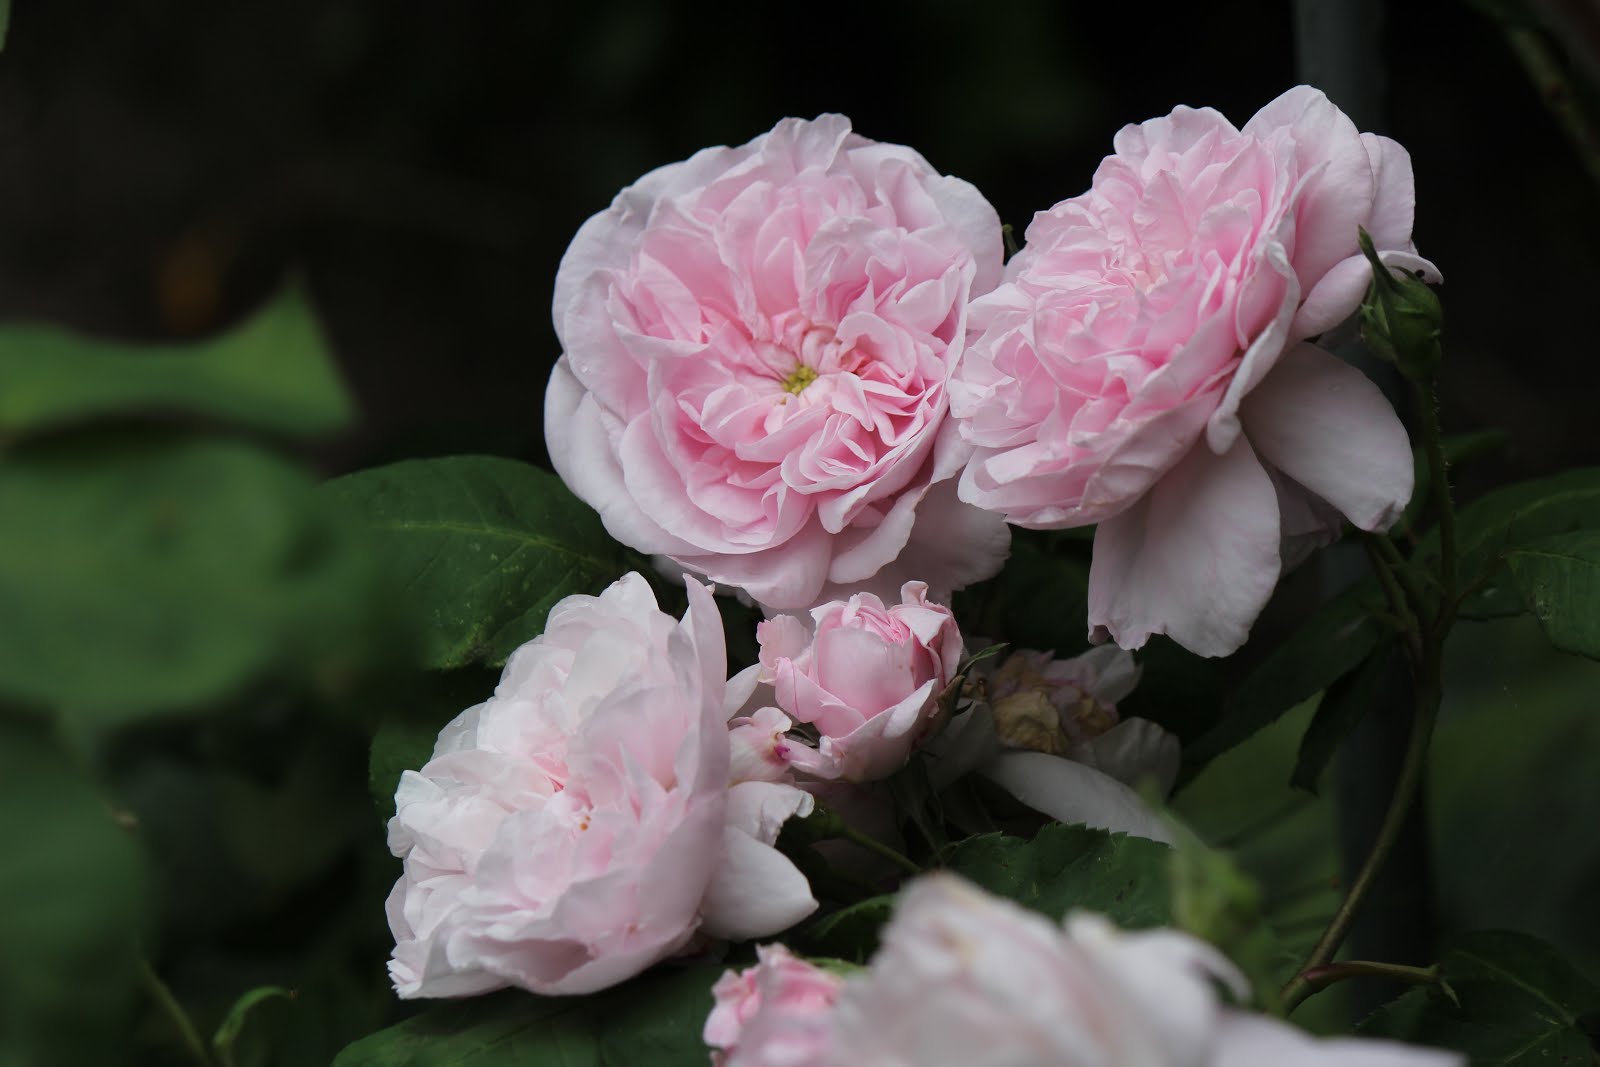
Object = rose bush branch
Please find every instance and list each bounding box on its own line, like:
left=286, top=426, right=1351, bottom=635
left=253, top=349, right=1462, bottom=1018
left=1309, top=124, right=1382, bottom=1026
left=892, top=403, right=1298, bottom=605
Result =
left=1284, top=238, right=1455, bottom=1013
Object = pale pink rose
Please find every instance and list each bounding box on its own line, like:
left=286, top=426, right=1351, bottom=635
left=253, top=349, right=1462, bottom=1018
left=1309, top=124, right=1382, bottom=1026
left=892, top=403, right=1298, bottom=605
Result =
left=824, top=875, right=1463, bottom=1067
left=705, top=944, right=844, bottom=1067
left=546, top=114, right=1011, bottom=612
left=951, top=86, right=1437, bottom=656
left=757, top=581, right=963, bottom=782
left=384, top=574, right=813, bottom=998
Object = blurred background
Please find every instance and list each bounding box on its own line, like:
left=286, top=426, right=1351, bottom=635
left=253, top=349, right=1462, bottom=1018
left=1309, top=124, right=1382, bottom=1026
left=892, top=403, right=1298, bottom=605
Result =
left=0, top=1, right=1597, bottom=1063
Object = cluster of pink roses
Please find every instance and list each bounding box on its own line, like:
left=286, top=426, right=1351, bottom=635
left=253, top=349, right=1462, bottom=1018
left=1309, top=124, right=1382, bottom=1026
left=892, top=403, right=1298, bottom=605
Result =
left=706, top=875, right=1460, bottom=1067
left=547, top=88, right=1432, bottom=658
left=383, top=85, right=1451, bottom=1064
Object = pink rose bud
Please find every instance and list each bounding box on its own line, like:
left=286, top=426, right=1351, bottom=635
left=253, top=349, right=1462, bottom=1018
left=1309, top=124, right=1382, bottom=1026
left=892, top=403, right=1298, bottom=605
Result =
left=545, top=114, right=1011, bottom=613
left=384, top=574, right=814, bottom=998
left=952, top=86, right=1438, bottom=657
left=704, top=944, right=844, bottom=1067
left=757, top=581, right=963, bottom=782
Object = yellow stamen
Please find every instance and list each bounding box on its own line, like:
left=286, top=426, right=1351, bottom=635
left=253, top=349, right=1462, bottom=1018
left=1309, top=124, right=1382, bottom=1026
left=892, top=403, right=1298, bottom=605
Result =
left=781, top=364, right=818, bottom=395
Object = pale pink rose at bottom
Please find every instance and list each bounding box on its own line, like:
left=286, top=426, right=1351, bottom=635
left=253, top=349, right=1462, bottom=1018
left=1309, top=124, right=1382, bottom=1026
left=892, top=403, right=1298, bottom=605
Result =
left=819, top=875, right=1463, bottom=1067
left=704, top=944, right=844, bottom=1067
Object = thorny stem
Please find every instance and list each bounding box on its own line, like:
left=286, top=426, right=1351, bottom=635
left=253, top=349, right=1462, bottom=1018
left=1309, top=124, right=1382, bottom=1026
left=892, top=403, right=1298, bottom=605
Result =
left=1282, top=664, right=1441, bottom=1012
left=1283, top=379, right=1458, bottom=1014
left=140, top=959, right=213, bottom=1067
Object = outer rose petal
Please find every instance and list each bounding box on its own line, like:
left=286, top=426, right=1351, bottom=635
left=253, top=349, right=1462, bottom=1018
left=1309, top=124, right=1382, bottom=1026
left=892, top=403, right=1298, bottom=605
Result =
left=545, top=361, right=697, bottom=556
left=1088, top=437, right=1282, bottom=658
left=1240, top=343, right=1413, bottom=532
left=1292, top=249, right=1442, bottom=342
left=700, top=827, right=819, bottom=941
left=1211, top=1012, right=1464, bottom=1067
left=980, top=751, right=1177, bottom=845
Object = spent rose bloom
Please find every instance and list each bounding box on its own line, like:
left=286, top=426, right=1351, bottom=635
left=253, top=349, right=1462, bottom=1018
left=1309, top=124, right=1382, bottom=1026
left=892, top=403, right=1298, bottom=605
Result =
left=929, top=645, right=1179, bottom=844
left=756, top=580, right=963, bottom=782
left=546, top=114, right=1011, bottom=611
left=951, top=86, right=1437, bottom=656
left=384, top=574, right=813, bottom=998
left=818, top=875, right=1463, bottom=1067
left=705, top=944, right=844, bottom=1067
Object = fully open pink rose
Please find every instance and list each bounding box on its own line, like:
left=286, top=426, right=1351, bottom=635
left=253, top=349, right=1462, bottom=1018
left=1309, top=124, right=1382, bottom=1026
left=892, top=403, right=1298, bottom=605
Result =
left=820, top=875, right=1462, bottom=1067
left=705, top=944, right=844, bottom=1067
left=546, top=114, right=1011, bottom=611
left=757, top=580, right=963, bottom=782
left=951, top=86, right=1437, bottom=656
left=384, top=574, right=812, bottom=998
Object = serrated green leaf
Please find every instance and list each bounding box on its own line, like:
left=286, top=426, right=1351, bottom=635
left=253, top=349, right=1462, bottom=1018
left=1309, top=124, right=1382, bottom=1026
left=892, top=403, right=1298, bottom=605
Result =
left=0, top=434, right=382, bottom=724
left=0, top=285, right=351, bottom=439
left=944, top=822, right=1172, bottom=928
left=0, top=719, right=148, bottom=1067
left=1290, top=641, right=1406, bottom=794
left=1360, top=931, right=1600, bottom=1066
left=1505, top=531, right=1600, bottom=659
left=332, top=965, right=721, bottom=1067
left=1437, top=468, right=1600, bottom=619
left=327, top=456, right=626, bottom=671
left=1183, top=579, right=1384, bottom=769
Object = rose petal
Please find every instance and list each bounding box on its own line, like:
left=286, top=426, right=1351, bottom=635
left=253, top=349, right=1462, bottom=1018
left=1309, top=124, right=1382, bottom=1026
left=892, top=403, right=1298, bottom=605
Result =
left=1240, top=343, right=1413, bottom=532
left=1087, top=437, right=1282, bottom=658
left=980, top=751, right=1177, bottom=844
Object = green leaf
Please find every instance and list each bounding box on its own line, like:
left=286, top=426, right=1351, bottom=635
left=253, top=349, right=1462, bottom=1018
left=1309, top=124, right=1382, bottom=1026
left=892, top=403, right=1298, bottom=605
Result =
left=331, top=965, right=721, bottom=1067
left=1505, top=531, right=1600, bottom=659
left=327, top=456, right=626, bottom=671
left=0, top=434, right=384, bottom=724
left=1183, top=580, right=1384, bottom=769
left=1290, top=641, right=1406, bottom=794
left=0, top=1, right=10, bottom=52
left=951, top=536, right=1090, bottom=658
left=799, top=895, right=895, bottom=963
left=0, top=719, right=148, bottom=1067
left=1440, top=468, right=1600, bottom=619
left=944, top=821, right=1172, bottom=928
left=366, top=668, right=502, bottom=816
left=0, top=285, right=352, bottom=439
left=1360, top=931, right=1600, bottom=1066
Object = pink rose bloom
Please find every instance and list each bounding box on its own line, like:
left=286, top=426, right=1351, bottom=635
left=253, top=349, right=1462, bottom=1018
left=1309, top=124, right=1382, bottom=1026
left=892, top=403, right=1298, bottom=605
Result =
left=824, top=875, right=1462, bottom=1067
left=756, top=581, right=963, bottom=782
left=951, top=86, right=1438, bottom=656
left=384, top=574, right=813, bottom=998
left=704, top=944, right=844, bottom=1067
left=546, top=114, right=1011, bottom=612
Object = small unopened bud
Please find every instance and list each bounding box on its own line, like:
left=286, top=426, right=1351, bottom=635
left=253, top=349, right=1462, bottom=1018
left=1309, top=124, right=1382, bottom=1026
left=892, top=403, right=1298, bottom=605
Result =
left=1358, top=227, right=1443, bottom=381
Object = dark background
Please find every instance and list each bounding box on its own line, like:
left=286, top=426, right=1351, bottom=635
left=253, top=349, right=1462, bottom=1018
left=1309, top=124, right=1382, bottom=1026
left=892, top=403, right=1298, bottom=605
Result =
left=0, top=1, right=1592, bottom=488
left=4, top=2, right=1596, bottom=1061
